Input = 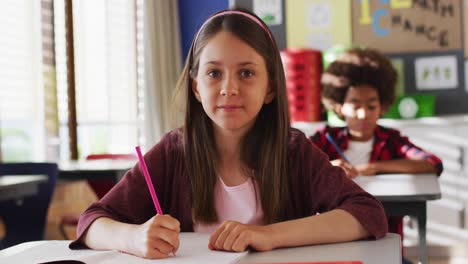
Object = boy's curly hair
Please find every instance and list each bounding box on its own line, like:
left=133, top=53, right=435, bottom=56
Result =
left=321, top=48, right=397, bottom=117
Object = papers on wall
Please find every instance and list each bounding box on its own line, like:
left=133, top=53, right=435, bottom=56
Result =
left=415, top=56, right=458, bottom=90
left=286, top=0, right=351, bottom=51
left=306, top=32, right=333, bottom=51
left=253, top=0, right=283, bottom=26
left=306, top=3, right=331, bottom=29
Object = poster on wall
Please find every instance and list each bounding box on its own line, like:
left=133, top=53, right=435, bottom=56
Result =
left=286, top=0, right=351, bottom=51
left=415, top=56, right=458, bottom=90
left=352, top=0, right=462, bottom=53
left=253, top=0, right=283, bottom=26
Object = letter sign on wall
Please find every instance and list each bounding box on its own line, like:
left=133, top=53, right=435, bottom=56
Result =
left=351, top=0, right=462, bottom=53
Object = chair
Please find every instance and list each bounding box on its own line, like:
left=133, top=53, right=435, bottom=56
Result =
left=85, top=153, right=136, bottom=198
left=0, top=162, right=58, bottom=249
left=59, top=153, right=135, bottom=239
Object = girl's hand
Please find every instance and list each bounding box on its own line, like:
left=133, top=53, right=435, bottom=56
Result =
left=129, top=214, right=180, bottom=259
left=355, top=163, right=378, bottom=176
left=209, top=221, right=274, bottom=252
left=331, top=159, right=359, bottom=179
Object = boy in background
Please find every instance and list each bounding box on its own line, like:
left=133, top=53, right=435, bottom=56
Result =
left=310, top=48, right=443, bottom=264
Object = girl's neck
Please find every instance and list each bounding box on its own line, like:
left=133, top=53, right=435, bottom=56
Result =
left=214, top=128, right=244, bottom=162
left=214, top=128, right=250, bottom=186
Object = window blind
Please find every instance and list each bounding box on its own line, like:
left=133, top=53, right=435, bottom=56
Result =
left=55, top=0, right=139, bottom=158
left=0, top=0, right=45, bottom=161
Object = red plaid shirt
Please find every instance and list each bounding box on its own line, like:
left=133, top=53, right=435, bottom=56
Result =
left=310, top=125, right=443, bottom=176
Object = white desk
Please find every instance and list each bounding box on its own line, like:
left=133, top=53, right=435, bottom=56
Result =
left=0, top=175, right=47, bottom=202
left=240, top=233, right=401, bottom=264
left=58, top=160, right=136, bottom=181
left=355, top=174, right=441, bottom=264
left=0, top=233, right=401, bottom=264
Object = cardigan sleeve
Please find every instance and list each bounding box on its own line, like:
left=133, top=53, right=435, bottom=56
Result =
left=69, top=131, right=177, bottom=249
left=293, top=132, right=388, bottom=239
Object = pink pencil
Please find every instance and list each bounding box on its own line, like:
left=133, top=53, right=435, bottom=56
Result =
left=135, top=146, right=163, bottom=215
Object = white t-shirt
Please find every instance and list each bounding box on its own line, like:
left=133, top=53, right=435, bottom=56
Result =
left=344, top=138, right=374, bottom=165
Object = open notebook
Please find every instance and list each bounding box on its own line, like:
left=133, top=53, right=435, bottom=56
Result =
left=0, top=233, right=247, bottom=264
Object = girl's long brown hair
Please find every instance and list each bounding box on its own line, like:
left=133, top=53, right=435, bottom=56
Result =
left=175, top=9, right=290, bottom=224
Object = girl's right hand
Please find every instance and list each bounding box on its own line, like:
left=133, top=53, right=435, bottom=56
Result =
left=129, top=214, right=180, bottom=259
left=331, top=159, right=358, bottom=179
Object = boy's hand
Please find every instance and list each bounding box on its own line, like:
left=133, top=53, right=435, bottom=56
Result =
left=130, top=214, right=180, bottom=259
left=209, top=221, right=274, bottom=252
left=355, top=163, right=378, bottom=176
left=331, top=159, right=359, bottom=179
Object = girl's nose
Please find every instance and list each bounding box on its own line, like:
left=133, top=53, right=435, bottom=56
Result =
left=220, top=76, right=239, bottom=97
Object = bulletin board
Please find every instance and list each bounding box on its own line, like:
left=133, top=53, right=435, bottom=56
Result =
left=235, top=0, right=287, bottom=50
left=232, top=0, right=468, bottom=115
left=285, top=0, right=351, bottom=51
left=351, top=0, right=462, bottom=53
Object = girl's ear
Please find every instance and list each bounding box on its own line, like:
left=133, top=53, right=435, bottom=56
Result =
left=264, top=87, right=276, bottom=104
left=191, top=79, right=202, bottom=102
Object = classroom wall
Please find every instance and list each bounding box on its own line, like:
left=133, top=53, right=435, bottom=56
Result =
left=285, top=0, right=468, bottom=116
left=177, top=0, right=229, bottom=60
left=177, top=0, right=468, bottom=116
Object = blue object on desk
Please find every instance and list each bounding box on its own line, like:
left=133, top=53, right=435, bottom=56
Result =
left=325, top=132, right=350, bottom=163
left=0, top=163, right=58, bottom=249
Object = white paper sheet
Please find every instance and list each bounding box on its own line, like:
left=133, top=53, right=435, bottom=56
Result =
left=415, top=55, right=458, bottom=90
left=0, top=233, right=247, bottom=264
left=253, top=0, right=283, bottom=25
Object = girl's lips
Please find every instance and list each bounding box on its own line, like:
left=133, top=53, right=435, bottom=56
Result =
left=217, top=105, right=242, bottom=111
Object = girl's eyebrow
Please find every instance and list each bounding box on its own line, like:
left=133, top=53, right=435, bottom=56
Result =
left=203, top=61, right=259, bottom=66
left=238, top=62, right=258, bottom=66
left=204, top=61, right=222, bottom=66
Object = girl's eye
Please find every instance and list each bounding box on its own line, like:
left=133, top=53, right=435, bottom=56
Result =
left=207, top=70, right=221, bottom=78
left=240, top=70, right=254, bottom=78
left=367, top=105, right=377, bottom=111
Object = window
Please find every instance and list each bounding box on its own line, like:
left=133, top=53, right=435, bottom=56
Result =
left=0, top=0, right=45, bottom=161
left=55, top=0, right=140, bottom=159
left=1, top=0, right=142, bottom=161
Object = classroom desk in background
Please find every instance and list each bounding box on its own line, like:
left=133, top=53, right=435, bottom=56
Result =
left=0, top=175, right=47, bottom=202
left=58, top=159, right=136, bottom=181
left=0, top=233, right=401, bottom=264
left=355, top=174, right=441, bottom=264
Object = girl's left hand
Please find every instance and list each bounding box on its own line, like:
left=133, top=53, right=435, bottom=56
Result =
left=208, top=221, right=274, bottom=252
